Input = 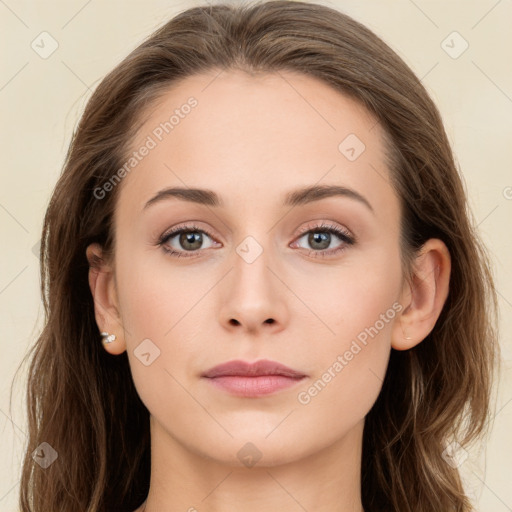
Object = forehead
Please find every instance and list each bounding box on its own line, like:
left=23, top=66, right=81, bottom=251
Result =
left=116, top=69, right=396, bottom=218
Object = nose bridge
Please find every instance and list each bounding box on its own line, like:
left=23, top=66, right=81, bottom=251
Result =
left=232, top=233, right=275, bottom=307
left=219, top=231, right=287, bottom=332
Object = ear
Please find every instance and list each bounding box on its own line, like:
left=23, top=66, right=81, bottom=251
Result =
left=392, top=238, right=451, bottom=350
left=86, top=243, right=126, bottom=355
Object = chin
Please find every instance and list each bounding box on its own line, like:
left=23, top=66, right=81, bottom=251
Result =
left=193, top=431, right=316, bottom=469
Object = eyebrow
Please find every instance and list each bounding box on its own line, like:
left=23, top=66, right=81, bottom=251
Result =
left=143, top=184, right=374, bottom=213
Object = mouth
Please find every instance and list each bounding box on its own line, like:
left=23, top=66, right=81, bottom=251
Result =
left=201, top=359, right=307, bottom=397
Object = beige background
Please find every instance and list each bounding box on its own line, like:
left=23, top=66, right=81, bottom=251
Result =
left=1, top=0, right=511, bottom=510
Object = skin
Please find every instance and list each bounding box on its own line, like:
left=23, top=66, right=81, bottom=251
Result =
left=87, top=69, right=451, bottom=512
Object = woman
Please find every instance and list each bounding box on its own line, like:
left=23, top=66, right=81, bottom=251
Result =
left=19, top=1, right=499, bottom=511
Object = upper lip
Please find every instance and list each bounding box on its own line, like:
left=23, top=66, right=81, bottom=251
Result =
left=202, top=359, right=306, bottom=378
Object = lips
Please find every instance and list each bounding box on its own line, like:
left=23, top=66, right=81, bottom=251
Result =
left=202, top=359, right=306, bottom=378
left=202, top=359, right=307, bottom=397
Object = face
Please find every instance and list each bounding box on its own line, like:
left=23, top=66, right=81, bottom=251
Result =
left=109, top=69, right=405, bottom=466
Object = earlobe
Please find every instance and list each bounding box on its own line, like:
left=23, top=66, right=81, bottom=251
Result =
left=86, top=243, right=126, bottom=355
left=392, top=238, right=451, bottom=351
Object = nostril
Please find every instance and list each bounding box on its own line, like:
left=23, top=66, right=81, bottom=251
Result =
left=265, top=318, right=275, bottom=324
left=229, top=319, right=240, bottom=326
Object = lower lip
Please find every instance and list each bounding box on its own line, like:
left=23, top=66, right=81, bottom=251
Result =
left=204, top=375, right=306, bottom=397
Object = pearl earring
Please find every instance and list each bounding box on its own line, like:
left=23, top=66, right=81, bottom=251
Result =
left=101, top=332, right=116, bottom=344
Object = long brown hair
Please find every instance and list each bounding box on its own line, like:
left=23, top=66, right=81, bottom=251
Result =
left=15, top=1, right=499, bottom=510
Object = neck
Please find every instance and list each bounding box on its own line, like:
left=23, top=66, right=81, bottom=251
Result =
left=137, top=417, right=365, bottom=512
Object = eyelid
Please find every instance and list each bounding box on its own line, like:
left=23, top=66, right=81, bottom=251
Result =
left=158, top=221, right=218, bottom=242
left=295, top=221, right=354, bottom=241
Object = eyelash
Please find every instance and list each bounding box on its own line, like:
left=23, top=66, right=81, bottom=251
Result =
left=157, top=222, right=355, bottom=259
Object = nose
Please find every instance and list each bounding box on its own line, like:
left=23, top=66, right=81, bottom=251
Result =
left=218, top=240, right=289, bottom=335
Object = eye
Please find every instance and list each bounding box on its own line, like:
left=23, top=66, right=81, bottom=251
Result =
left=291, top=222, right=355, bottom=258
left=158, top=224, right=220, bottom=258
left=157, top=221, right=355, bottom=259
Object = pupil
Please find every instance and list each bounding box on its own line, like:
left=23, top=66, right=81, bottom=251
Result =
left=180, top=231, right=202, bottom=250
left=309, top=232, right=330, bottom=250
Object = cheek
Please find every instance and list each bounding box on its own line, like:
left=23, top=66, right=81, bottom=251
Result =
left=293, top=334, right=390, bottom=454
left=293, top=280, right=400, bottom=443
left=293, top=250, right=402, bottom=348
left=292, top=248, right=401, bottom=416
left=114, top=247, right=212, bottom=391
left=115, top=242, right=207, bottom=337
